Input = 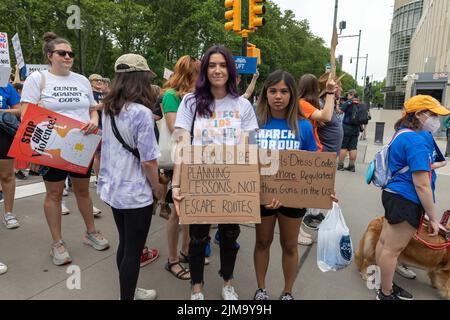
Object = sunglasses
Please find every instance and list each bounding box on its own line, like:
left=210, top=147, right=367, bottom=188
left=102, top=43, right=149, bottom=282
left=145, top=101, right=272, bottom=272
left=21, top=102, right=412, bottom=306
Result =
left=53, top=50, right=75, bottom=58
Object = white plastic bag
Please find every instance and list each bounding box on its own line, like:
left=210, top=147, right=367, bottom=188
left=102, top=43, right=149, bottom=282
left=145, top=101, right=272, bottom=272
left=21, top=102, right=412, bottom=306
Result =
left=317, top=202, right=353, bottom=272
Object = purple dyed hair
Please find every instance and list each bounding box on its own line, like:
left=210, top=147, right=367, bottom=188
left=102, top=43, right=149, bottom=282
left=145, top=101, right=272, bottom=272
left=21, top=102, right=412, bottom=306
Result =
left=187, top=45, right=239, bottom=118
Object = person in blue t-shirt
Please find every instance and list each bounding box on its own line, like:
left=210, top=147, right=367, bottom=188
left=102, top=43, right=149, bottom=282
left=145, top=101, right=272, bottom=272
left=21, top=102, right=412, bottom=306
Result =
left=253, top=70, right=318, bottom=301
left=375, top=95, right=444, bottom=301
left=0, top=83, right=21, bottom=230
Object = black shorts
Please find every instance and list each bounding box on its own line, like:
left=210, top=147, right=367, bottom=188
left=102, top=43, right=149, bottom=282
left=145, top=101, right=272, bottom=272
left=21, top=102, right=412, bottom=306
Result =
left=0, top=131, right=14, bottom=159
left=260, top=206, right=306, bottom=219
left=341, top=124, right=359, bottom=150
left=382, top=190, right=424, bottom=229
left=43, top=164, right=93, bottom=182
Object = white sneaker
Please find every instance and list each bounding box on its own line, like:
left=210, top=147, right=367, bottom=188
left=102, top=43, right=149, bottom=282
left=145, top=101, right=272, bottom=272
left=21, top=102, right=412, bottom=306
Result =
left=297, top=232, right=313, bottom=246
left=0, top=262, right=7, bottom=275
left=222, top=285, right=239, bottom=300
left=134, top=288, right=157, bottom=300
left=395, top=264, right=416, bottom=279
left=83, top=230, right=110, bottom=251
left=190, top=292, right=205, bottom=300
left=3, top=213, right=19, bottom=229
left=92, top=206, right=101, bottom=216
left=300, top=227, right=312, bottom=238
left=50, top=240, right=72, bottom=266
left=61, top=202, right=70, bottom=215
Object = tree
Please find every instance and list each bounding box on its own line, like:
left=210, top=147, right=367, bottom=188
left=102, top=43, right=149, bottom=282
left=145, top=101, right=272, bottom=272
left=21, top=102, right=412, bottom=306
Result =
left=371, top=79, right=386, bottom=107
left=0, top=0, right=359, bottom=88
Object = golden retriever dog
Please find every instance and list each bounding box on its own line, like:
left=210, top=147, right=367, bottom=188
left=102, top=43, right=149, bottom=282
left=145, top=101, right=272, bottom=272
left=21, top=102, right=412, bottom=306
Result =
left=355, top=217, right=450, bottom=299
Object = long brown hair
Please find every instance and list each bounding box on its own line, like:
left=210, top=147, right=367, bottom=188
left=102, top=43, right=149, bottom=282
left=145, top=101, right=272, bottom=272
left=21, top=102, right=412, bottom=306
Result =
left=257, top=70, right=304, bottom=138
left=298, top=74, right=320, bottom=109
left=163, top=55, right=200, bottom=98
left=103, top=72, right=156, bottom=116
left=42, top=32, right=71, bottom=65
left=394, top=112, right=423, bottom=131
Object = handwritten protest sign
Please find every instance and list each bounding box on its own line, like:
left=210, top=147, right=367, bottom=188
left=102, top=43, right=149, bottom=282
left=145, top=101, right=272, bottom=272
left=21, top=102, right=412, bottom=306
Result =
left=179, top=145, right=260, bottom=225
left=12, top=33, right=24, bottom=69
left=8, top=104, right=101, bottom=174
left=260, top=150, right=336, bottom=209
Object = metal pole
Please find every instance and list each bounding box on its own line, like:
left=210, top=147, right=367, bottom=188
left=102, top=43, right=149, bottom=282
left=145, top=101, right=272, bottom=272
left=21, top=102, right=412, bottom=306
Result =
left=77, top=0, right=83, bottom=75
left=333, top=0, right=339, bottom=29
left=362, top=54, right=368, bottom=102
left=354, top=29, right=361, bottom=89
left=241, top=36, right=248, bottom=94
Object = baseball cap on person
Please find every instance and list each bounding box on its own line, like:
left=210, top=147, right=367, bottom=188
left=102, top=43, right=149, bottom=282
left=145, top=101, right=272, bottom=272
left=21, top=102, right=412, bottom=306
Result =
left=404, top=95, right=450, bottom=116
left=89, top=74, right=103, bottom=81
left=114, top=54, right=156, bottom=77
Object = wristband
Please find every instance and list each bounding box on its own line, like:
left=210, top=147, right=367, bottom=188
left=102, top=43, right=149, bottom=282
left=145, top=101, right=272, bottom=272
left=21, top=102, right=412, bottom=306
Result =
left=172, top=185, right=180, bottom=189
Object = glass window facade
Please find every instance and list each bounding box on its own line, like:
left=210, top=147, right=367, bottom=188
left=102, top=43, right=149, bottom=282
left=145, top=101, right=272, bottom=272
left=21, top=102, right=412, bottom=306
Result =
left=385, top=0, right=423, bottom=109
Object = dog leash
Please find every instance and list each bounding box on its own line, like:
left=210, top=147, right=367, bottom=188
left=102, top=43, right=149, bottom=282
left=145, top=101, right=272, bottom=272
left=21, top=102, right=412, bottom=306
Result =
left=414, top=216, right=450, bottom=250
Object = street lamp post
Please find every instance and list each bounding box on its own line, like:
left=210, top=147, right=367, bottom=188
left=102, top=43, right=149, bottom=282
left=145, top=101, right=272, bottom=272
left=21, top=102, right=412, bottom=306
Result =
left=350, top=53, right=368, bottom=100
left=355, top=29, right=361, bottom=88
left=339, top=29, right=362, bottom=88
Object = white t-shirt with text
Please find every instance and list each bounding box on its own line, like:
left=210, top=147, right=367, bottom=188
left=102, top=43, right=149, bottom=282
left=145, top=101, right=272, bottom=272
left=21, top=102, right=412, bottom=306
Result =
left=175, top=93, right=258, bottom=145
left=21, top=70, right=96, bottom=123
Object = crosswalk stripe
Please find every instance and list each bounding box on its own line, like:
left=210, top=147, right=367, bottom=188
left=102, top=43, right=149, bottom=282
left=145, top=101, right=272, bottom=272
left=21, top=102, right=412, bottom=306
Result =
left=13, top=177, right=97, bottom=200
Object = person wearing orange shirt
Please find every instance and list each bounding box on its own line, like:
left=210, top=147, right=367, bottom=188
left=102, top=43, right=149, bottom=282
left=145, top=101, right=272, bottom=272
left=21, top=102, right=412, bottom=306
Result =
left=298, top=74, right=340, bottom=153
left=297, top=73, right=340, bottom=236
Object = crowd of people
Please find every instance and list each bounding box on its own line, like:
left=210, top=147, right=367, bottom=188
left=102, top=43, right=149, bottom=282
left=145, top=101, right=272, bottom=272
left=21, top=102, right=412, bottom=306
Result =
left=0, top=32, right=447, bottom=301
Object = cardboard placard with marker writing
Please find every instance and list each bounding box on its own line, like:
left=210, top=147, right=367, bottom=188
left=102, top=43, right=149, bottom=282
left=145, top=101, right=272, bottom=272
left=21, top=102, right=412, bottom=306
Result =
left=260, top=150, right=336, bottom=209
left=179, top=145, right=260, bottom=225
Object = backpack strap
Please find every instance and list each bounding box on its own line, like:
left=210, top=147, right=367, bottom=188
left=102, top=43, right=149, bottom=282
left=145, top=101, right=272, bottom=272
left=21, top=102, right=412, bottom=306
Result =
left=388, top=129, right=414, bottom=179
left=388, top=129, right=413, bottom=146
left=37, top=71, right=47, bottom=107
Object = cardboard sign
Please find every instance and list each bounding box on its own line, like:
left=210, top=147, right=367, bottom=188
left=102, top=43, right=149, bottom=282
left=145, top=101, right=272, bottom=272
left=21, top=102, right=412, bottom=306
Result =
left=11, top=33, right=24, bottom=69
left=25, top=64, right=50, bottom=77
left=260, top=150, right=336, bottom=209
left=0, top=32, right=10, bottom=67
left=163, top=67, right=173, bottom=80
left=179, top=145, right=261, bottom=225
left=8, top=104, right=101, bottom=174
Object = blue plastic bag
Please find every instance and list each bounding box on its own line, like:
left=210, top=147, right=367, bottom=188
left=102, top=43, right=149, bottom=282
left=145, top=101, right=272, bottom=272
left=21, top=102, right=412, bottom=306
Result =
left=317, top=202, right=353, bottom=272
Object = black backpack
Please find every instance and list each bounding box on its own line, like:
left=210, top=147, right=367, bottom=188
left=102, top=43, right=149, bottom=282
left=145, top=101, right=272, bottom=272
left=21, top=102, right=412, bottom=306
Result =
left=350, top=103, right=370, bottom=125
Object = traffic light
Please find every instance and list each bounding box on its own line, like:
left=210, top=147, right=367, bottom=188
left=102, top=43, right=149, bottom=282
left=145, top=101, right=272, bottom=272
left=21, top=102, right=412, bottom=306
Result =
left=247, top=43, right=261, bottom=65
left=224, top=0, right=241, bottom=32
left=249, top=0, right=266, bottom=30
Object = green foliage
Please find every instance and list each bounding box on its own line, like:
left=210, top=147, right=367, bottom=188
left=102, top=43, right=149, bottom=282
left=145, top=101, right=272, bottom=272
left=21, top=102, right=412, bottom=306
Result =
left=371, top=79, right=386, bottom=106
left=0, top=0, right=358, bottom=88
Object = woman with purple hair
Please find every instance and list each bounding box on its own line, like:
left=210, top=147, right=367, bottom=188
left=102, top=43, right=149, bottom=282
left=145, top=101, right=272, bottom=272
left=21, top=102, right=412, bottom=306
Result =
left=171, top=45, right=258, bottom=300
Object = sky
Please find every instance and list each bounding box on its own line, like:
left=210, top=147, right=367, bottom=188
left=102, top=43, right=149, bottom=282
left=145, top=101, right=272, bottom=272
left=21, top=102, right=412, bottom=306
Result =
left=272, top=0, right=395, bottom=85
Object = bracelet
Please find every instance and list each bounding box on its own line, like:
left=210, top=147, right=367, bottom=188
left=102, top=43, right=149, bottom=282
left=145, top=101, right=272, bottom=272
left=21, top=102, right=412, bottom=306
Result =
left=172, top=185, right=180, bottom=189
left=326, top=92, right=335, bottom=95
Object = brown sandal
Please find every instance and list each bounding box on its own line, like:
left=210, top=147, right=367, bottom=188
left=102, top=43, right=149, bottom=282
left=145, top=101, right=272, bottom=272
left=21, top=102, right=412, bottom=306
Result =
left=165, top=260, right=191, bottom=280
